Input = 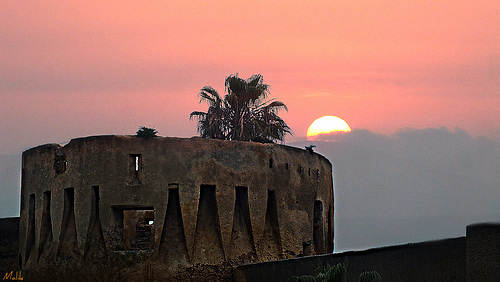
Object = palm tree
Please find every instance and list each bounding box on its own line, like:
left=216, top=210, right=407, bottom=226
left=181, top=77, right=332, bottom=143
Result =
left=190, top=74, right=292, bottom=143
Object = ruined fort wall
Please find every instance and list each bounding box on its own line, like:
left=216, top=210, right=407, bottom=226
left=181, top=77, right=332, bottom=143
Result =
left=19, top=136, right=333, bottom=278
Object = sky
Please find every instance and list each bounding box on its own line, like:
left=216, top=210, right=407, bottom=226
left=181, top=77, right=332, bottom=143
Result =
left=1, top=1, right=500, bottom=154
left=1, top=1, right=500, bottom=251
left=292, top=128, right=500, bottom=251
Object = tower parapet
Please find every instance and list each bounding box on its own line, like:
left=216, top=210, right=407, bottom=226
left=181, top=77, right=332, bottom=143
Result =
left=20, top=135, right=333, bottom=280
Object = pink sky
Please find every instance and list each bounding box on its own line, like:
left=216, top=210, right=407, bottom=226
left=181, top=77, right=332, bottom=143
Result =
left=1, top=1, right=499, bottom=154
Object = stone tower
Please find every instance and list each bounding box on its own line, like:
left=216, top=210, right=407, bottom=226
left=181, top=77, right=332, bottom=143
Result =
left=19, top=135, right=333, bottom=280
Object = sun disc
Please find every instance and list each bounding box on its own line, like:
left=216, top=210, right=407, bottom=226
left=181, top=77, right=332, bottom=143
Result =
left=307, top=116, right=351, bottom=140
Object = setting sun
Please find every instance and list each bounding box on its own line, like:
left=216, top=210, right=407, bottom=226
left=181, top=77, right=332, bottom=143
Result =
left=307, top=116, right=351, bottom=140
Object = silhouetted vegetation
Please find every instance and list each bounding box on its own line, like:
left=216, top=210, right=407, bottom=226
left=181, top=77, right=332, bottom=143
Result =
left=136, top=126, right=158, bottom=139
left=358, top=271, right=382, bottom=282
left=305, top=144, right=316, bottom=154
left=190, top=73, right=292, bottom=143
left=289, top=262, right=382, bottom=282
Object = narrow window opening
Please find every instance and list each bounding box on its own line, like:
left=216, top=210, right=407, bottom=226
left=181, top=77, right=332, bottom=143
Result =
left=308, top=168, right=311, bottom=176
left=193, top=184, right=225, bottom=264
left=38, top=191, right=53, bottom=261
left=313, top=200, right=325, bottom=254
left=230, top=186, right=255, bottom=260
left=269, top=158, right=274, bottom=168
left=58, top=188, right=78, bottom=259
left=129, top=154, right=142, bottom=185
left=84, top=186, right=106, bottom=259
left=25, top=194, right=36, bottom=262
left=159, top=184, right=189, bottom=263
left=285, top=163, right=289, bottom=170
left=20, top=169, right=25, bottom=210
left=327, top=205, right=334, bottom=252
left=263, top=189, right=282, bottom=256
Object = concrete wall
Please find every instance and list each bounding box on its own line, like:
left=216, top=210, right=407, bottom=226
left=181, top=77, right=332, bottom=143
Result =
left=19, top=136, right=333, bottom=280
left=235, top=237, right=466, bottom=282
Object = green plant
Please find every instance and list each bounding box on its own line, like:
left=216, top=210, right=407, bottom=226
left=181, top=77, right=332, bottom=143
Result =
left=136, top=126, right=158, bottom=139
left=289, top=262, right=381, bottom=282
left=289, top=263, right=348, bottom=282
left=358, top=271, right=382, bottom=282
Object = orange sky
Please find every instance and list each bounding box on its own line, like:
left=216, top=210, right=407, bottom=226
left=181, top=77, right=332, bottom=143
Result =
left=1, top=1, right=500, bottom=154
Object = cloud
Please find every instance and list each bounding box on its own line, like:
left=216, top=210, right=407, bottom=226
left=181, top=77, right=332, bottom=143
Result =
left=291, top=127, right=500, bottom=251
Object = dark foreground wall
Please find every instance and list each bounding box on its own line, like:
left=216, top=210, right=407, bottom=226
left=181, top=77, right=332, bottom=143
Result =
left=236, top=222, right=500, bottom=282
left=236, top=237, right=466, bottom=282
left=0, top=217, right=20, bottom=275
left=466, top=223, right=500, bottom=281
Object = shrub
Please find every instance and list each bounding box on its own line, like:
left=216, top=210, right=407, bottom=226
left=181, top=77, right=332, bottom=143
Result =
left=289, top=262, right=381, bottom=282
left=136, top=126, right=158, bottom=139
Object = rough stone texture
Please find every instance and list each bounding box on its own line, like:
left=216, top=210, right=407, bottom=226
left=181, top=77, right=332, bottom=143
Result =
left=466, top=223, right=500, bottom=281
left=0, top=217, right=20, bottom=275
left=19, top=135, right=333, bottom=280
left=235, top=237, right=466, bottom=282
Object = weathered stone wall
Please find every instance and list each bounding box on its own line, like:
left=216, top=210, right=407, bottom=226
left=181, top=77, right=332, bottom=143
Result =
left=19, top=136, right=333, bottom=280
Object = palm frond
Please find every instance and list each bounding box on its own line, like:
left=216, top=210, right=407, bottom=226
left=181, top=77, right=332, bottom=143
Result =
left=190, top=111, right=207, bottom=120
left=199, top=86, right=222, bottom=105
left=260, top=99, right=289, bottom=112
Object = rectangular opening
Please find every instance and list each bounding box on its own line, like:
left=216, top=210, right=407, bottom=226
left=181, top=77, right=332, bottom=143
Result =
left=124, top=209, right=154, bottom=250
left=112, top=206, right=154, bottom=251
left=129, top=154, right=142, bottom=185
